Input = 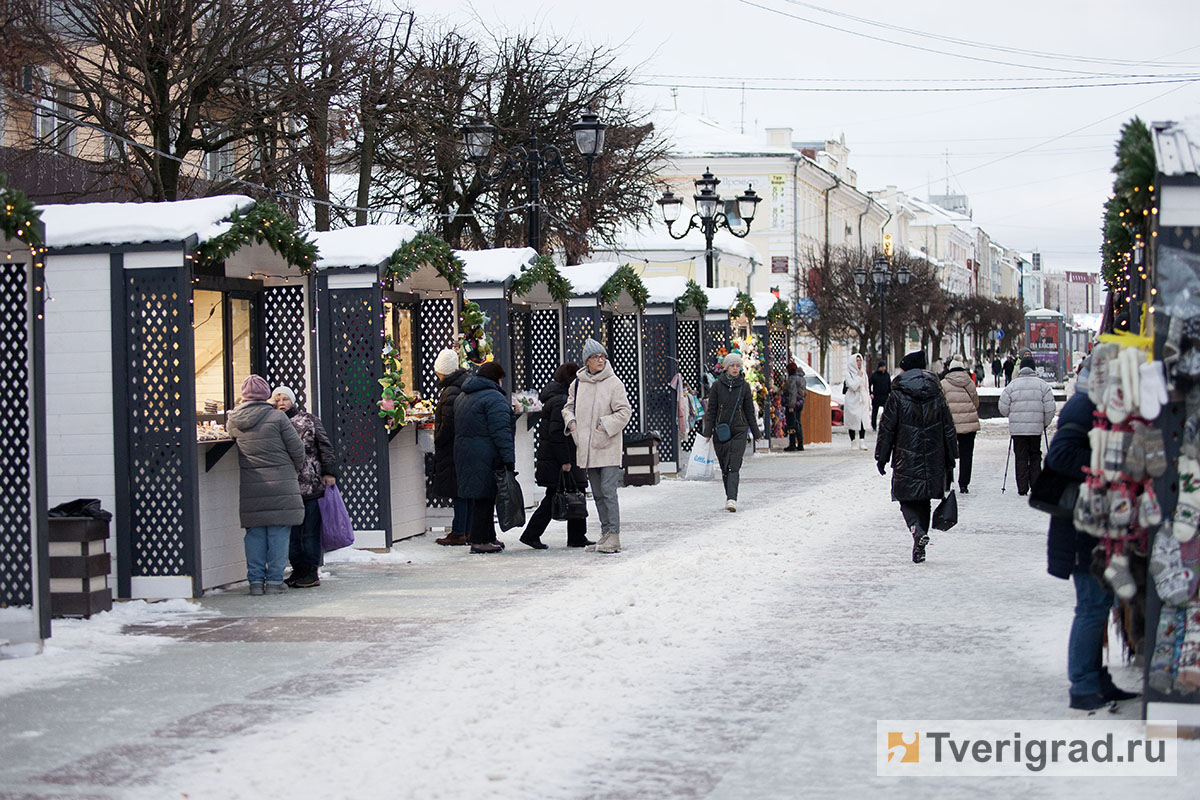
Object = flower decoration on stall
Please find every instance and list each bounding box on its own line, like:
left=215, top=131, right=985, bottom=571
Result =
left=379, top=334, right=412, bottom=431
left=511, top=390, right=543, bottom=414
left=674, top=279, right=709, bottom=316
left=730, top=333, right=768, bottom=419
left=195, top=201, right=317, bottom=273
left=729, top=292, right=756, bottom=325
left=767, top=298, right=791, bottom=328
left=0, top=174, right=43, bottom=248
left=511, top=254, right=573, bottom=302
left=598, top=263, right=649, bottom=309
left=457, top=299, right=494, bottom=367
left=387, top=232, right=465, bottom=289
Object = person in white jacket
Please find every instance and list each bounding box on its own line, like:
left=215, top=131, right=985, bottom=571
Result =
left=998, top=356, right=1056, bottom=495
left=843, top=353, right=872, bottom=449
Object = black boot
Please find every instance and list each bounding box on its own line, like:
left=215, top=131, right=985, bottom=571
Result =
left=519, top=532, right=549, bottom=550
left=911, top=527, right=929, bottom=564
left=1099, top=669, right=1140, bottom=702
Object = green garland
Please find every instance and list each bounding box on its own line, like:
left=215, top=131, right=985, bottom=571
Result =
left=1100, top=118, right=1154, bottom=294
left=0, top=174, right=44, bottom=247
left=378, top=334, right=411, bottom=431
left=729, top=291, right=756, bottom=321
left=387, top=232, right=465, bottom=289
left=457, top=299, right=494, bottom=367
left=195, top=200, right=317, bottom=273
left=598, top=263, right=649, bottom=309
left=674, top=278, right=709, bottom=315
left=511, top=253, right=573, bottom=302
left=767, top=298, right=791, bottom=327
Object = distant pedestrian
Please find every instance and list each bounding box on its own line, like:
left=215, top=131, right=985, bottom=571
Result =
left=226, top=374, right=304, bottom=595
left=703, top=352, right=762, bottom=511
left=843, top=353, right=871, bottom=450
left=876, top=351, right=958, bottom=564
left=563, top=339, right=632, bottom=553
left=940, top=359, right=980, bottom=494
left=991, top=356, right=1003, bottom=388
left=454, top=361, right=516, bottom=554
left=784, top=362, right=807, bottom=451
left=998, top=356, right=1056, bottom=496
left=1003, top=354, right=1016, bottom=385
left=432, top=349, right=472, bottom=547
left=869, top=360, right=891, bottom=431
left=519, top=362, right=594, bottom=550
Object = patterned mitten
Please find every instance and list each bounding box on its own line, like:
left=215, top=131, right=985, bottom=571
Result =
left=1126, top=423, right=1147, bottom=481
left=1151, top=529, right=1184, bottom=579
left=1075, top=481, right=1097, bottom=534
left=1139, top=484, right=1163, bottom=528
left=1144, top=426, right=1169, bottom=478
left=1108, top=483, right=1135, bottom=530
left=1176, top=607, right=1200, bottom=692
left=1105, top=368, right=1129, bottom=424
left=1140, top=360, right=1168, bottom=421
left=1088, top=481, right=1110, bottom=536
left=1186, top=414, right=1200, bottom=460
left=1103, top=429, right=1128, bottom=482
left=1148, top=607, right=1186, bottom=694
left=1103, top=552, right=1138, bottom=600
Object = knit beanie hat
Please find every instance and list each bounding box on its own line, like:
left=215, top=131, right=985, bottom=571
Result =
left=272, top=385, right=296, bottom=405
left=433, top=348, right=459, bottom=376
left=899, top=351, right=927, bottom=371
left=582, top=338, right=606, bottom=361
left=877, top=360, right=885, bottom=368
left=1020, top=356, right=1036, bottom=370
left=241, top=374, right=271, bottom=402
left=723, top=352, right=743, bottom=368
left=949, top=358, right=964, bottom=371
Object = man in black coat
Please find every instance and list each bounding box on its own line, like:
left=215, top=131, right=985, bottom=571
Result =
left=868, top=360, right=891, bottom=431
left=1003, top=354, right=1016, bottom=385
left=875, top=350, right=958, bottom=564
left=432, top=350, right=472, bottom=546
left=518, top=364, right=594, bottom=550
left=1045, top=381, right=1139, bottom=712
left=991, top=356, right=1003, bottom=387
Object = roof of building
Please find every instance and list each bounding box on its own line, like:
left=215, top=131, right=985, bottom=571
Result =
left=39, top=195, right=254, bottom=248
left=312, top=224, right=419, bottom=269
left=1152, top=118, right=1200, bottom=177
left=456, top=247, right=538, bottom=283
left=654, top=109, right=799, bottom=159
left=597, top=221, right=764, bottom=264
left=558, top=262, right=623, bottom=295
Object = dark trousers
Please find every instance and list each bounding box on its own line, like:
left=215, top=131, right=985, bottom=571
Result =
left=714, top=436, right=746, bottom=501
left=900, top=500, right=932, bottom=536
left=523, top=486, right=589, bottom=545
left=469, top=497, right=497, bottom=544
left=956, top=432, right=976, bottom=490
left=785, top=408, right=804, bottom=449
left=451, top=497, right=474, bottom=536
left=289, top=497, right=322, bottom=576
left=1012, top=435, right=1042, bottom=494
left=871, top=401, right=885, bottom=430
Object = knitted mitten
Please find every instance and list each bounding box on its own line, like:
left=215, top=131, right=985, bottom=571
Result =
left=1144, top=426, right=1168, bottom=478
left=1140, top=360, right=1168, bottom=421
left=1103, top=552, right=1138, bottom=600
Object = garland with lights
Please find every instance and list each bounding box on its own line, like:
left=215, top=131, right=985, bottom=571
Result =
left=729, top=291, right=756, bottom=322
left=195, top=200, right=317, bottom=273
left=0, top=174, right=43, bottom=247
left=1100, top=117, right=1155, bottom=329
left=387, top=232, right=465, bottom=289
left=378, top=334, right=411, bottom=431
left=674, top=278, right=709, bottom=315
left=457, top=299, right=494, bottom=367
left=767, top=298, right=791, bottom=328
left=511, top=253, right=572, bottom=302
left=597, top=263, right=649, bottom=308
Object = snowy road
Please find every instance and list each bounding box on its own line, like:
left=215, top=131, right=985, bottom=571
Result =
left=2, top=425, right=1197, bottom=798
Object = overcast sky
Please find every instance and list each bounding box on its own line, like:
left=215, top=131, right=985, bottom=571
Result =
left=412, top=0, right=1200, bottom=272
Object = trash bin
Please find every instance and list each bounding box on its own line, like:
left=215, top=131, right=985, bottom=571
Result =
left=623, top=430, right=662, bottom=487
left=48, top=517, right=112, bottom=618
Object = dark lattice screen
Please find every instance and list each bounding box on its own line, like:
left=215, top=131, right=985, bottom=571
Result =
left=606, top=314, right=641, bottom=434
left=676, top=318, right=702, bottom=453
left=641, top=314, right=676, bottom=462
left=704, top=318, right=730, bottom=369
left=566, top=306, right=598, bottom=364
left=127, top=270, right=190, bottom=576
left=0, top=262, right=33, bottom=605
left=262, top=286, right=308, bottom=410
left=328, top=290, right=383, bottom=530
left=769, top=327, right=789, bottom=385
left=529, top=308, right=561, bottom=389
left=418, top=297, right=456, bottom=400
left=510, top=308, right=531, bottom=392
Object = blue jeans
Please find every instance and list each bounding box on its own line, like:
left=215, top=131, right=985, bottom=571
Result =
left=452, top=497, right=474, bottom=536
left=245, top=525, right=291, bottom=584
left=1069, top=569, right=1114, bottom=696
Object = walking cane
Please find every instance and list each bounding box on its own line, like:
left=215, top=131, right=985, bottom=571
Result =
left=1001, top=436, right=1013, bottom=493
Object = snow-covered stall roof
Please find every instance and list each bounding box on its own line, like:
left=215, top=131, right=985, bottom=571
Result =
left=752, top=292, right=778, bottom=319
left=559, top=262, right=622, bottom=296
left=1026, top=307, right=1064, bottom=318
left=1153, top=118, right=1200, bottom=177
left=703, top=286, right=740, bottom=312
left=39, top=195, right=253, bottom=248
left=641, top=275, right=690, bottom=305
left=312, top=224, right=419, bottom=270
left=456, top=247, right=538, bottom=284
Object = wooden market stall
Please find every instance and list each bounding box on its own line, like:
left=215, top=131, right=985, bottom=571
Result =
left=38, top=196, right=316, bottom=598
left=310, top=227, right=462, bottom=549
left=640, top=276, right=708, bottom=471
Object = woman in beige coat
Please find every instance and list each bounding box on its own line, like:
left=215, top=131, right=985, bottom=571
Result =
left=940, top=358, right=981, bottom=493
left=563, top=338, right=632, bottom=553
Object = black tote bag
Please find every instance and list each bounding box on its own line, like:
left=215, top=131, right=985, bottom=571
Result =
left=932, top=490, right=958, bottom=531
left=552, top=471, right=588, bottom=521
left=494, top=467, right=526, bottom=531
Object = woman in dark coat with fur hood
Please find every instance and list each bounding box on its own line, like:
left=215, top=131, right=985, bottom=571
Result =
left=453, top=361, right=515, bottom=554
left=431, top=349, right=472, bottom=547
left=875, top=351, right=958, bottom=564
left=518, top=363, right=594, bottom=550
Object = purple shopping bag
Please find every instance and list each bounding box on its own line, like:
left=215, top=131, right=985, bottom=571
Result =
left=317, top=485, right=355, bottom=551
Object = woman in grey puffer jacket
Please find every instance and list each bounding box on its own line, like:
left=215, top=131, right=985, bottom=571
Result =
left=227, top=375, right=305, bottom=595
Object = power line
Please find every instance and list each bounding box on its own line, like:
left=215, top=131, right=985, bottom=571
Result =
left=644, top=72, right=1200, bottom=84
left=636, top=76, right=1200, bottom=93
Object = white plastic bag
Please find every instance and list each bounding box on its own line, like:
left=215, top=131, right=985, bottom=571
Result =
left=684, top=437, right=718, bottom=480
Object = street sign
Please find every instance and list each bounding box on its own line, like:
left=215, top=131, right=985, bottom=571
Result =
left=991, top=329, right=1005, bottom=340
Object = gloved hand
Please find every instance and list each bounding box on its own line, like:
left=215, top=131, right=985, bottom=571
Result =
left=877, top=461, right=887, bottom=476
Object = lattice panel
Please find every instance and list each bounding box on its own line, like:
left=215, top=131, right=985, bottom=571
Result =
left=127, top=271, right=190, bottom=576
left=641, top=314, right=676, bottom=462
left=704, top=319, right=730, bottom=369
left=676, top=319, right=702, bottom=453
left=262, top=286, right=308, bottom=410
left=769, top=327, right=789, bottom=385
left=418, top=298, right=456, bottom=400
left=529, top=308, right=561, bottom=389
left=606, top=314, right=641, bottom=434
left=424, top=452, right=450, bottom=509
left=510, top=308, right=531, bottom=392
left=566, top=307, right=597, bottom=364
left=329, top=290, right=383, bottom=530
left=0, top=262, right=33, bottom=605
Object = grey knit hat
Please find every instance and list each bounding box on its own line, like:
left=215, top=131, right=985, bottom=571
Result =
left=723, top=352, right=743, bottom=368
left=272, top=385, right=296, bottom=405
left=582, top=338, right=606, bottom=361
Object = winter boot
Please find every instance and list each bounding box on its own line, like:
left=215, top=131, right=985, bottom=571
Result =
left=1068, top=692, right=1114, bottom=715
left=264, top=582, right=288, bottom=595
left=519, top=532, right=549, bottom=550
left=567, top=535, right=596, bottom=548
left=596, top=533, right=621, bottom=553
left=1099, top=669, right=1141, bottom=703
left=435, top=533, right=469, bottom=546
left=248, top=582, right=265, bottom=596
left=286, top=567, right=320, bottom=588
left=911, top=526, right=929, bottom=564
left=725, top=499, right=737, bottom=512
left=470, top=541, right=504, bottom=554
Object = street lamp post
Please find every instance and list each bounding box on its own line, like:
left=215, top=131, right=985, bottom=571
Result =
left=656, top=169, right=762, bottom=288
left=461, top=111, right=607, bottom=254
left=854, top=256, right=910, bottom=365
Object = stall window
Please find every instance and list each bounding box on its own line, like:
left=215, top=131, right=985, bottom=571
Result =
left=193, top=287, right=260, bottom=421
left=383, top=300, right=418, bottom=400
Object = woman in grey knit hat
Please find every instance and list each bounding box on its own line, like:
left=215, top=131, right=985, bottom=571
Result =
left=702, top=352, right=761, bottom=511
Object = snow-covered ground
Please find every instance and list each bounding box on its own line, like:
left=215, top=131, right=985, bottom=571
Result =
left=2, top=429, right=1195, bottom=798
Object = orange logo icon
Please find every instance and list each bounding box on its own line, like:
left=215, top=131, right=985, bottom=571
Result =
left=887, top=732, right=919, bottom=763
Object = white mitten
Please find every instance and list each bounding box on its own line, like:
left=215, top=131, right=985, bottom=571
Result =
left=1140, top=360, right=1168, bottom=421
left=1106, top=361, right=1129, bottom=424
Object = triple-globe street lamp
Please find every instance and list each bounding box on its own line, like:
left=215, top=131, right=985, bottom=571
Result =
left=854, top=255, right=910, bottom=365
left=655, top=169, right=761, bottom=288
left=461, top=111, right=607, bottom=254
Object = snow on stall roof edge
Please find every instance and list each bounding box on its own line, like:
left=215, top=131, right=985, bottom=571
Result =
left=312, top=224, right=419, bottom=269
left=703, top=285, right=741, bottom=310
left=38, top=195, right=253, bottom=248
left=559, top=262, right=623, bottom=295
left=456, top=247, right=538, bottom=283
left=641, top=275, right=690, bottom=305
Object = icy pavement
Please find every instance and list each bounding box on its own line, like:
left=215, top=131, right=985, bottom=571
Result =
left=2, top=428, right=1196, bottom=799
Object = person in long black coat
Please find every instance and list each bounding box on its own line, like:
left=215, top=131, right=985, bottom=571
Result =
left=875, top=350, right=958, bottom=564
left=702, top=352, right=761, bottom=512
left=868, top=360, right=891, bottom=431
left=453, top=361, right=515, bottom=554
left=518, top=363, right=594, bottom=550
left=432, top=350, right=472, bottom=546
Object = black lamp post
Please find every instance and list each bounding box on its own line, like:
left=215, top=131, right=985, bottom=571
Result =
left=656, top=168, right=761, bottom=288
left=461, top=111, right=606, bottom=254
left=854, top=255, right=910, bottom=364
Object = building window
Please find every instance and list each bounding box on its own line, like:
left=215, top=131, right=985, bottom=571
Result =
left=34, top=78, right=76, bottom=156
left=382, top=299, right=417, bottom=398
left=193, top=287, right=260, bottom=420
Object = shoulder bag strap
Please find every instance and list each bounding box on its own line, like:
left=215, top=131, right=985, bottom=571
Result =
left=728, top=383, right=744, bottom=426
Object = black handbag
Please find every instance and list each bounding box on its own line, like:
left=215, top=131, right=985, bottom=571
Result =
left=715, top=383, right=744, bottom=443
left=552, top=471, right=588, bottom=521
left=1028, top=467, right=1080, bottom=518
left=932, top=490, right=958, bottom=531
left=493, top=467, right=526, bottom=531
